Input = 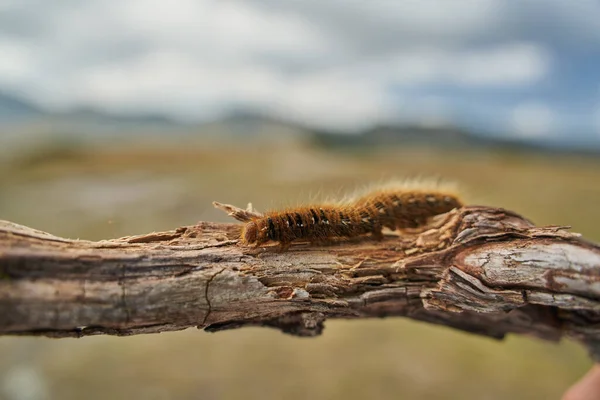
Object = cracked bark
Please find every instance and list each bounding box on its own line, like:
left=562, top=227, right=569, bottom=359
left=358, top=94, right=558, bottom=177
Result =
left=2, top=206, right=600, bottom=361
left=201, top=268, right=225, bottom=326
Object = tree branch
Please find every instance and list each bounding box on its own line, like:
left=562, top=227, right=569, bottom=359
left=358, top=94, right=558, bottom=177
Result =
left=1, top=206, right=600, bottom=360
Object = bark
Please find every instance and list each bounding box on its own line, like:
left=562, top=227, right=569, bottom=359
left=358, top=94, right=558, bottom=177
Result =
left=1, top=206, right=600, bottom=360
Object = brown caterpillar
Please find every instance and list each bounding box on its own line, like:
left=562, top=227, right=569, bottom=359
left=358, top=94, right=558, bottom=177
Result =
left=240, top=183, right=463, bottom=249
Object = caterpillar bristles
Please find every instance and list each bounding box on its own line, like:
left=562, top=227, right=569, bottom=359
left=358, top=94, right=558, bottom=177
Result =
left=229, top=180, right=464, bottom=250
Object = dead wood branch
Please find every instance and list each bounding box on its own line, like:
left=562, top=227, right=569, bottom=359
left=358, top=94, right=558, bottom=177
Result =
left=1, top=206, right=600, bottom=360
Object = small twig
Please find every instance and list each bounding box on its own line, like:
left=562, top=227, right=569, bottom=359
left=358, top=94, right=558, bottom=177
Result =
left=212, top=201, right=263, bottom=222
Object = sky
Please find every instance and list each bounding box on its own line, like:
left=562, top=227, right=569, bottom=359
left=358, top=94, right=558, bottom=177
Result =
left=1, top=0, right=600, bottom=139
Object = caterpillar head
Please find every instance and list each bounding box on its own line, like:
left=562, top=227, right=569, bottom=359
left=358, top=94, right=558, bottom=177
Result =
left=241, top=221, right=258, bottom=244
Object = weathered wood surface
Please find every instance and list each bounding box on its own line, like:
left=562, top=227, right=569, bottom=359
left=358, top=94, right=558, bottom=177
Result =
left=1, top=206, right=600, bottom=360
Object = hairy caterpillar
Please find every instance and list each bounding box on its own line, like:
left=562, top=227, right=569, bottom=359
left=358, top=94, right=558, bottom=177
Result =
left=240, top=183, right=463, bottom=249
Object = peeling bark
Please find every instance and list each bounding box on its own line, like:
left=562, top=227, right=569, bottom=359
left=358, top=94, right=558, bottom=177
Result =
left=1, top=206, right=600, bottom=360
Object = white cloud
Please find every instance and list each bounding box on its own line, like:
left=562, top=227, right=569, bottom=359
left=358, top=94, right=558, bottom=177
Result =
left=452, top=43, right=549, bottom=86
left=271, top=74, right=392, bottom=130
left=69, top=42, right=547, bottom=129
left=248, top=0, right=504, bottom=51
left=0, top=0, right=581, bottom=132
left=71, top=52, right=392, bottom=130
left=0, top=40, right=36, bottom=83
left=511, top=102, right=554, bottom=137
left=12, top=40, right=550, bottom=129
left=250, top=0, right=600, bottom=49
left=379, top=43, right=549, bottom=87
left=112, top=0, right=333, bottom=59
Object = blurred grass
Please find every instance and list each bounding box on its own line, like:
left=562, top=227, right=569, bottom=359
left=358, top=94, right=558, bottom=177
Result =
left=0, top=135, right=598, bottom=400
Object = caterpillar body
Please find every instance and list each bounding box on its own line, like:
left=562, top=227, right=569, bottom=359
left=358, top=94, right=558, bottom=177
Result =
left=241, top=205, right=378, bottom=249
left=352, top=188, right=463, bottom=231
left=240, top=184, right=463, bottom=249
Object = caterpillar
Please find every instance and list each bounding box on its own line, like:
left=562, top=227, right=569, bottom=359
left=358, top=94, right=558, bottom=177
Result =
left=239, top=183, right=463, bottom=249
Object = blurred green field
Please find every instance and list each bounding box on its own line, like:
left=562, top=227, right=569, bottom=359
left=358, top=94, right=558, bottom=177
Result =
left=1, top=136, right=598, bottom=400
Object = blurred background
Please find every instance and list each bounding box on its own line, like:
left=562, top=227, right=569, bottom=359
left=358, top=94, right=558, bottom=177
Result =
left=1, top=1, right=600, bottom=399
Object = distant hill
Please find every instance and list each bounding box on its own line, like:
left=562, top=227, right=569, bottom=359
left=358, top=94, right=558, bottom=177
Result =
left=310, top=124, right=482, bottom=148
left=0, top=91, right=177, bottom=128
left=1, top=90, right=599, bottom=155
left=57, top=107, right=176, bottom=127
left=309, top=123, right=600, bottom=155
left=0, top=91, right=45, bottom=121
